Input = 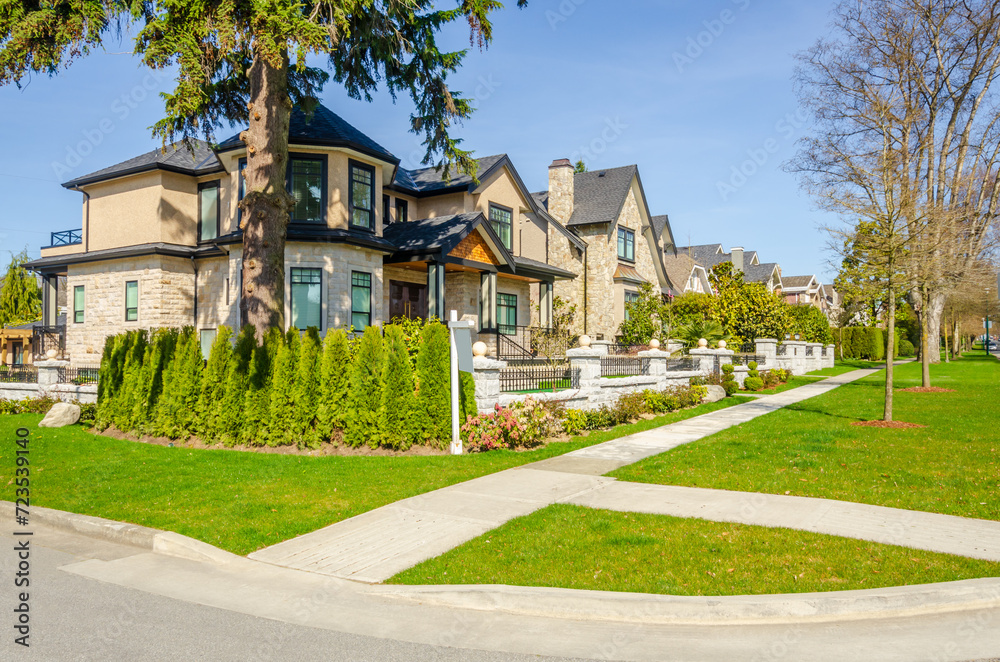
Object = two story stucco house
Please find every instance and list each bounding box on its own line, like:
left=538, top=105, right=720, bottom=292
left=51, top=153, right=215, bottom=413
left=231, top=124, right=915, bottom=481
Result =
left=26, top=105, right=580, bottom=363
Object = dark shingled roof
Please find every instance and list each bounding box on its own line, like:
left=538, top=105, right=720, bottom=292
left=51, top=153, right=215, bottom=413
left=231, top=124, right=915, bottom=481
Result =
left=531, top=191, right=548, bottom=210
left=217, top=104, right=397, bottom=163
left=382, top=213, right=485, bottom=254
left=62, top=139, right=223, bottom=188
left=513, top=255, right=577, bottom=280
left=744, top=262, right=780, bottom=284
left=651, top=215, right=668, bottom=240
left=566, top=165, right=637, bottom=226
left=781, top=275, right=816, bottom=289
left=391, top=154, right=506, bottom=194
left=678, top=244, right=726, bottom=268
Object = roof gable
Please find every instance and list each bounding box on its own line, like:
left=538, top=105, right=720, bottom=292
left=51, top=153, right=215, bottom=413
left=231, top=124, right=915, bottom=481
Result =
left=63, top=139, right=223, bottom=188
left=390, top=154, right=507, bottom=195
left=565, top=165, right=637, bottom=227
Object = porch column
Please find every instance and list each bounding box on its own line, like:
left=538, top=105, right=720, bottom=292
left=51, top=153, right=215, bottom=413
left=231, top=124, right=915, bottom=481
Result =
left=479, top=272, right=497, bottom=330
left=428, top=262, right=446, bottom=320
left=42, top=275, right=58, bottom=326
left=539, top=281, right=554, bottom=329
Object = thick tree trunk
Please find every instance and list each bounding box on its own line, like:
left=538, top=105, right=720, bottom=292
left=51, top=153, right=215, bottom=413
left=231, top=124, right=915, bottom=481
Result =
left=239, top=50, right=293, bottom=342
left=924, top=290, right=946, bottom=364
left=919, top=287, right=931, bottom=387
left=952, top=314, right=961, bottom=358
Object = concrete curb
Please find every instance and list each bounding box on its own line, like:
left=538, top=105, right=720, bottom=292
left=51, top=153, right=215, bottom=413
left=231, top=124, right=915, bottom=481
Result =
left=0, top=501, right=239, bottom=566
left=368, top=578, right=1000, bottom=625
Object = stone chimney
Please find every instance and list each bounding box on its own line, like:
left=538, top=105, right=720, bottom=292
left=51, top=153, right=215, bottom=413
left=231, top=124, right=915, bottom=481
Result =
left=547, top=158, right=574, bottom=223
left=731, top=246, right=744, bottom=273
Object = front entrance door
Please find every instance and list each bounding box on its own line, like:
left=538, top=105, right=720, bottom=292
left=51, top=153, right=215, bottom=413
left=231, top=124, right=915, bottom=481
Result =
left=389, top=281, right=428, bottom=321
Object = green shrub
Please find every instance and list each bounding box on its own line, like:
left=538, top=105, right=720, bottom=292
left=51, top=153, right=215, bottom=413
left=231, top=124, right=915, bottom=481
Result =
left=266, top=329, right=300, bottom=446
left=898, top=339, right=915, bottom=357
left=290, top=327, right=321, bottom=447
left=346, top=326, right=385, bottom=448
left=721, top=363, right=738, bottom=396
left=417, top=322, right=450, bottom=445
left=313, top=329, right=351, bottom=444
left=152, top=328, right=203, bottom=439
left=463, top=398, right=556, bottom=452
left=381, top=325, right=420, bottom=450
left=241, top=328, right=280, bottom=446
left=218, top=325, right=256, bottom=445
left=743, top=376, right=764, bottom=391
left=196, top=326, right=232, bottom=441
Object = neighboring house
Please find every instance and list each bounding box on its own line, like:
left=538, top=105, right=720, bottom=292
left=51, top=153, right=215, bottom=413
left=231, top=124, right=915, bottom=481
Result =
left=25, top=104, right=578, bottom=364
left=661, top=251, right=711, bottom=296
left=532, top=160, right=676, bottom=340
left=0, top=315, right=67, bottom=366
left=824, top=286, right=843, bottom=323
left=678, top=244, right=783, bottom=293
left=782, top=275, right=827, bottom=311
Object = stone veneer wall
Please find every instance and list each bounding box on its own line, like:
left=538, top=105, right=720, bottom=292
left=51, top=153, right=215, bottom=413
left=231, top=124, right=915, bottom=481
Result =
left=66, top=255, right=196, bottom=364
left=548, top=224, right=586, bottom=336
left=283, top=242, right=386, bottom=331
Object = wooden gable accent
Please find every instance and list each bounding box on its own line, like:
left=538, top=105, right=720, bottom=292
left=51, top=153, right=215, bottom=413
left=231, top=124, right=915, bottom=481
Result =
left=449, top=231, right=499, bottom=265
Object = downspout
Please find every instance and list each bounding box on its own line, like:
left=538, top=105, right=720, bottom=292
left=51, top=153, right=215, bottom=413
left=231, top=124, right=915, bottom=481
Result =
left=190, top=255, right=198, bottom=328
left=582, top=245, right=588, bottom=335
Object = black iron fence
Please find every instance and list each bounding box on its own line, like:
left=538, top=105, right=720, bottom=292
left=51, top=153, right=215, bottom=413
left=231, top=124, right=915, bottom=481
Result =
left=776, top=344, right=788, bottom=356
left=738, top=342, right=755, bottom=354
left=58, top=366, right=100, bottom=385
left=608, top=343, right=647, bottom=356
left=665, top=356, right=697, bottom=371
left=500, top=365, right=580, bottom=393
left=0, top=366, right=38, bottom=383
left=805, top=346, right=814, bottom=357
left=600, top=356, right=651, bottom=377
left=731, top=354, right=766, bottom=366
left=31, top=325, right=65, bottom=359
left=821, top=346, right=828, bottom=357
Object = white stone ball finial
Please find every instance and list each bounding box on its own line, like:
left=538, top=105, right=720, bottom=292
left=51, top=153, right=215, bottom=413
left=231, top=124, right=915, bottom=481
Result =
left=649, top=338, right=660, bottom=349
left=472, top=341, right=487, bottom=357
left=697, top=338, right=708, bottom=348
left=579, top=335, right=592, bottom=348
left=718, top=340, right=727, bottom=349
left=46, top=349, right=58, bottom=359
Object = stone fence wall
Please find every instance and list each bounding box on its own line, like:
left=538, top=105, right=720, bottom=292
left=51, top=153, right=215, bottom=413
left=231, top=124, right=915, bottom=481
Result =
left=472, top=338, right=836, bottom=413
left=0, top=360, right=98, bottom=404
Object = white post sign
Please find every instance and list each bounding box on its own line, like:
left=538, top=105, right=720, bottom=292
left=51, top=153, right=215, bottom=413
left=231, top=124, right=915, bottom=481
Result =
left=448, top=310, right=475, bottom=455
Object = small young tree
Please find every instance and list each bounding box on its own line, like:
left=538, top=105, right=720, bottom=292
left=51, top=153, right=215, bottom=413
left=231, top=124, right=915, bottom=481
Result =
left=241, top=328, right=281, bottom=446
left=417, top=322, right=450, bottom=446
left=113, top=330, right=148, bottom=432
left=313, top=329, right=351, bottom=443
left=266, top=329, right=300, bottom=446
left=380, top=325, right=419, bottom=450
left=345, top=326, right=385, bottom=448
left=0, top=249, right=41, bottom=328
left=154, top=327, right=203, bottom=439
left=134, top=328, right=179, bottom=435
left=617, top=283, right=671, bottom=345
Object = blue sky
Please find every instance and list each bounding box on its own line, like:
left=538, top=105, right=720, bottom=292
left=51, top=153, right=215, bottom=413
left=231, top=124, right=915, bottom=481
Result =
left=0, top=0, right=841, bottom=282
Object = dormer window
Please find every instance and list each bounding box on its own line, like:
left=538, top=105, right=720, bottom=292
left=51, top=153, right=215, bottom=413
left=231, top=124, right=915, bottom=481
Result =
left=489, top=203, right=513, bottom=250
left=617, top=227, right=635, bottom=262
left=349, top=160, right=375, bottom=230
left=288, top=155, right=326, bottom=223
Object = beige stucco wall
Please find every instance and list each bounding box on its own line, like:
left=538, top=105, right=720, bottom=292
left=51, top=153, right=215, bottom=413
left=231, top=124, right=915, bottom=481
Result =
left=417, top=192, right=470, bottom=219
left=65, top=255, right=196, bottom=364
left=519, top=213, right=548, bottom=263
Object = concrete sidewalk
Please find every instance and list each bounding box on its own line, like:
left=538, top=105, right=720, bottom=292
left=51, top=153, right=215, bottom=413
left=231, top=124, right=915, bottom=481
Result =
left=566, top=482, right=1000, bottom=562
left=250, top=369, right=879, bottom=582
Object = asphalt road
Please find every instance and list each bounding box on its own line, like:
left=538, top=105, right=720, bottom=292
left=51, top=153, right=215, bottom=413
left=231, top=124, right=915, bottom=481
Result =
left=1, top=525, right=584, bottom=662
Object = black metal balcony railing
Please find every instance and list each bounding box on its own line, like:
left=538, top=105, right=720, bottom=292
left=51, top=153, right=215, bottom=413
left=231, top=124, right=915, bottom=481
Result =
left=600, top=356, right=651, bottom=378
left=500, top=365, right=580, bottom=393
left=50, top=229, right=82, bottom=247
left=0, top=366, right=38, bottom=384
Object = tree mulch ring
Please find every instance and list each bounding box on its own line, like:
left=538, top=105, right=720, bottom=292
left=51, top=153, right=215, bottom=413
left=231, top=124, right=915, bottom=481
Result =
left=851, top=420, right=927, bottom=429
left=897, top=386, right=956, bottom=393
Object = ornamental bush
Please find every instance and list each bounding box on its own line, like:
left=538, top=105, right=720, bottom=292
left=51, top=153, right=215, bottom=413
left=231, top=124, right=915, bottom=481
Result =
left=743, top=360, right=764, bottom=392
left=217, top=325, right=256, bottom=445
left=417, top=322, right=450, bottom=445
left=381, top=324, right=420, bottom=450
left=197, top=326, right=232, bottom=440
left=721, top=363, right=739, bottom=396
left=462, top=397, right=555, bottom=452
left=345, top=326, right=385, bottom=448
left=898, top=339, right=915, bottom=357
left=313, top=328, right=351, bottom=444
left=241, top=328, right=280, bottom=446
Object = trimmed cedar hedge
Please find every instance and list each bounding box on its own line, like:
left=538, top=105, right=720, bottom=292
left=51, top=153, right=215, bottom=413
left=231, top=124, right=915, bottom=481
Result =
left=95, top=321, right=477, bottom=450
left=832, top=327, right=901, bottom=361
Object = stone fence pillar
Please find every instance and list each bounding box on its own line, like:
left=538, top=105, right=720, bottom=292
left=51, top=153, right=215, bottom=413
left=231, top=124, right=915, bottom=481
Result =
left=825, top=344, right=836, bottom=368
left=806, top=343, right=823, bottom=371
left=755, top=338, right=777, bottom=366
left=35, top=360, right=69, bottom=389
left=566, top=347, right=602, bottom=388
left=588, top=341, right=611, bottom=356
left=471, top=355, right=506, bottom=413
left=638, top=349, right=668, bottom=380
left=689, top=348, right=734, bottom=375
left=784, top=341, right=806, bottom=374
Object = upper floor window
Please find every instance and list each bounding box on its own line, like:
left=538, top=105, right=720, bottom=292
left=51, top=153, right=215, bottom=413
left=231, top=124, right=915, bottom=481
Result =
left=396, top=198, right=408, bottom=224
left=489, top=203, right=513, bottom=250
left=383, top=194, right=391, bottom=223
left=349, top=161, right=375, bottom=230
left=199, top=181, right=220, bottom=241
left=125, top=281, right=139, bottom=321
left=288, top=155, right=325, bottom=223
left=290, top=267, right=322, bottom=329
left=617, top=227, right=635, bottom=262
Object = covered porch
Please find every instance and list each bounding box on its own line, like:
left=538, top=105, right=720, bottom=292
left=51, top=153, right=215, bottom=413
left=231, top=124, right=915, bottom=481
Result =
left=382, top=212, right=574, bottom=359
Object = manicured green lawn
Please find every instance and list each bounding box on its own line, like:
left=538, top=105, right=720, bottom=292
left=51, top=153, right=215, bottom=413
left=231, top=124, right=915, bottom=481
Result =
left=389, top=505, right=1000, bottom=595
left=613, top=355, right=1000, bottom=521
left=808, top=359, right=884, bottom=377
left=752, top=375, right=827, bottom=395
left=0, top=397, right=746, bottom=555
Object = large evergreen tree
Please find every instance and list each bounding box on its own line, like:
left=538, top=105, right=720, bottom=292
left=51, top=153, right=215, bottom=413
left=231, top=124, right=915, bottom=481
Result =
left=0, top=249, right=41, bottom=328
left=2, top=1, right=526, bottom=339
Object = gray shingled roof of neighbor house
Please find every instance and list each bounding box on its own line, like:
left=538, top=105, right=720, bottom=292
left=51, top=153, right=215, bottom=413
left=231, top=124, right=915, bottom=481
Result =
left=531, top=165, right=639, bottom=227
left=392, top=154, right=507, bottom=194
left=62, top=139, right=223, bottom=188
left=217, top=104, right=398, bottom=163
left=781, top=275, right=816, bottom=289
left=662, top=253, right=698, bottom=293
left=744, top=262, right=780, bottom=284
